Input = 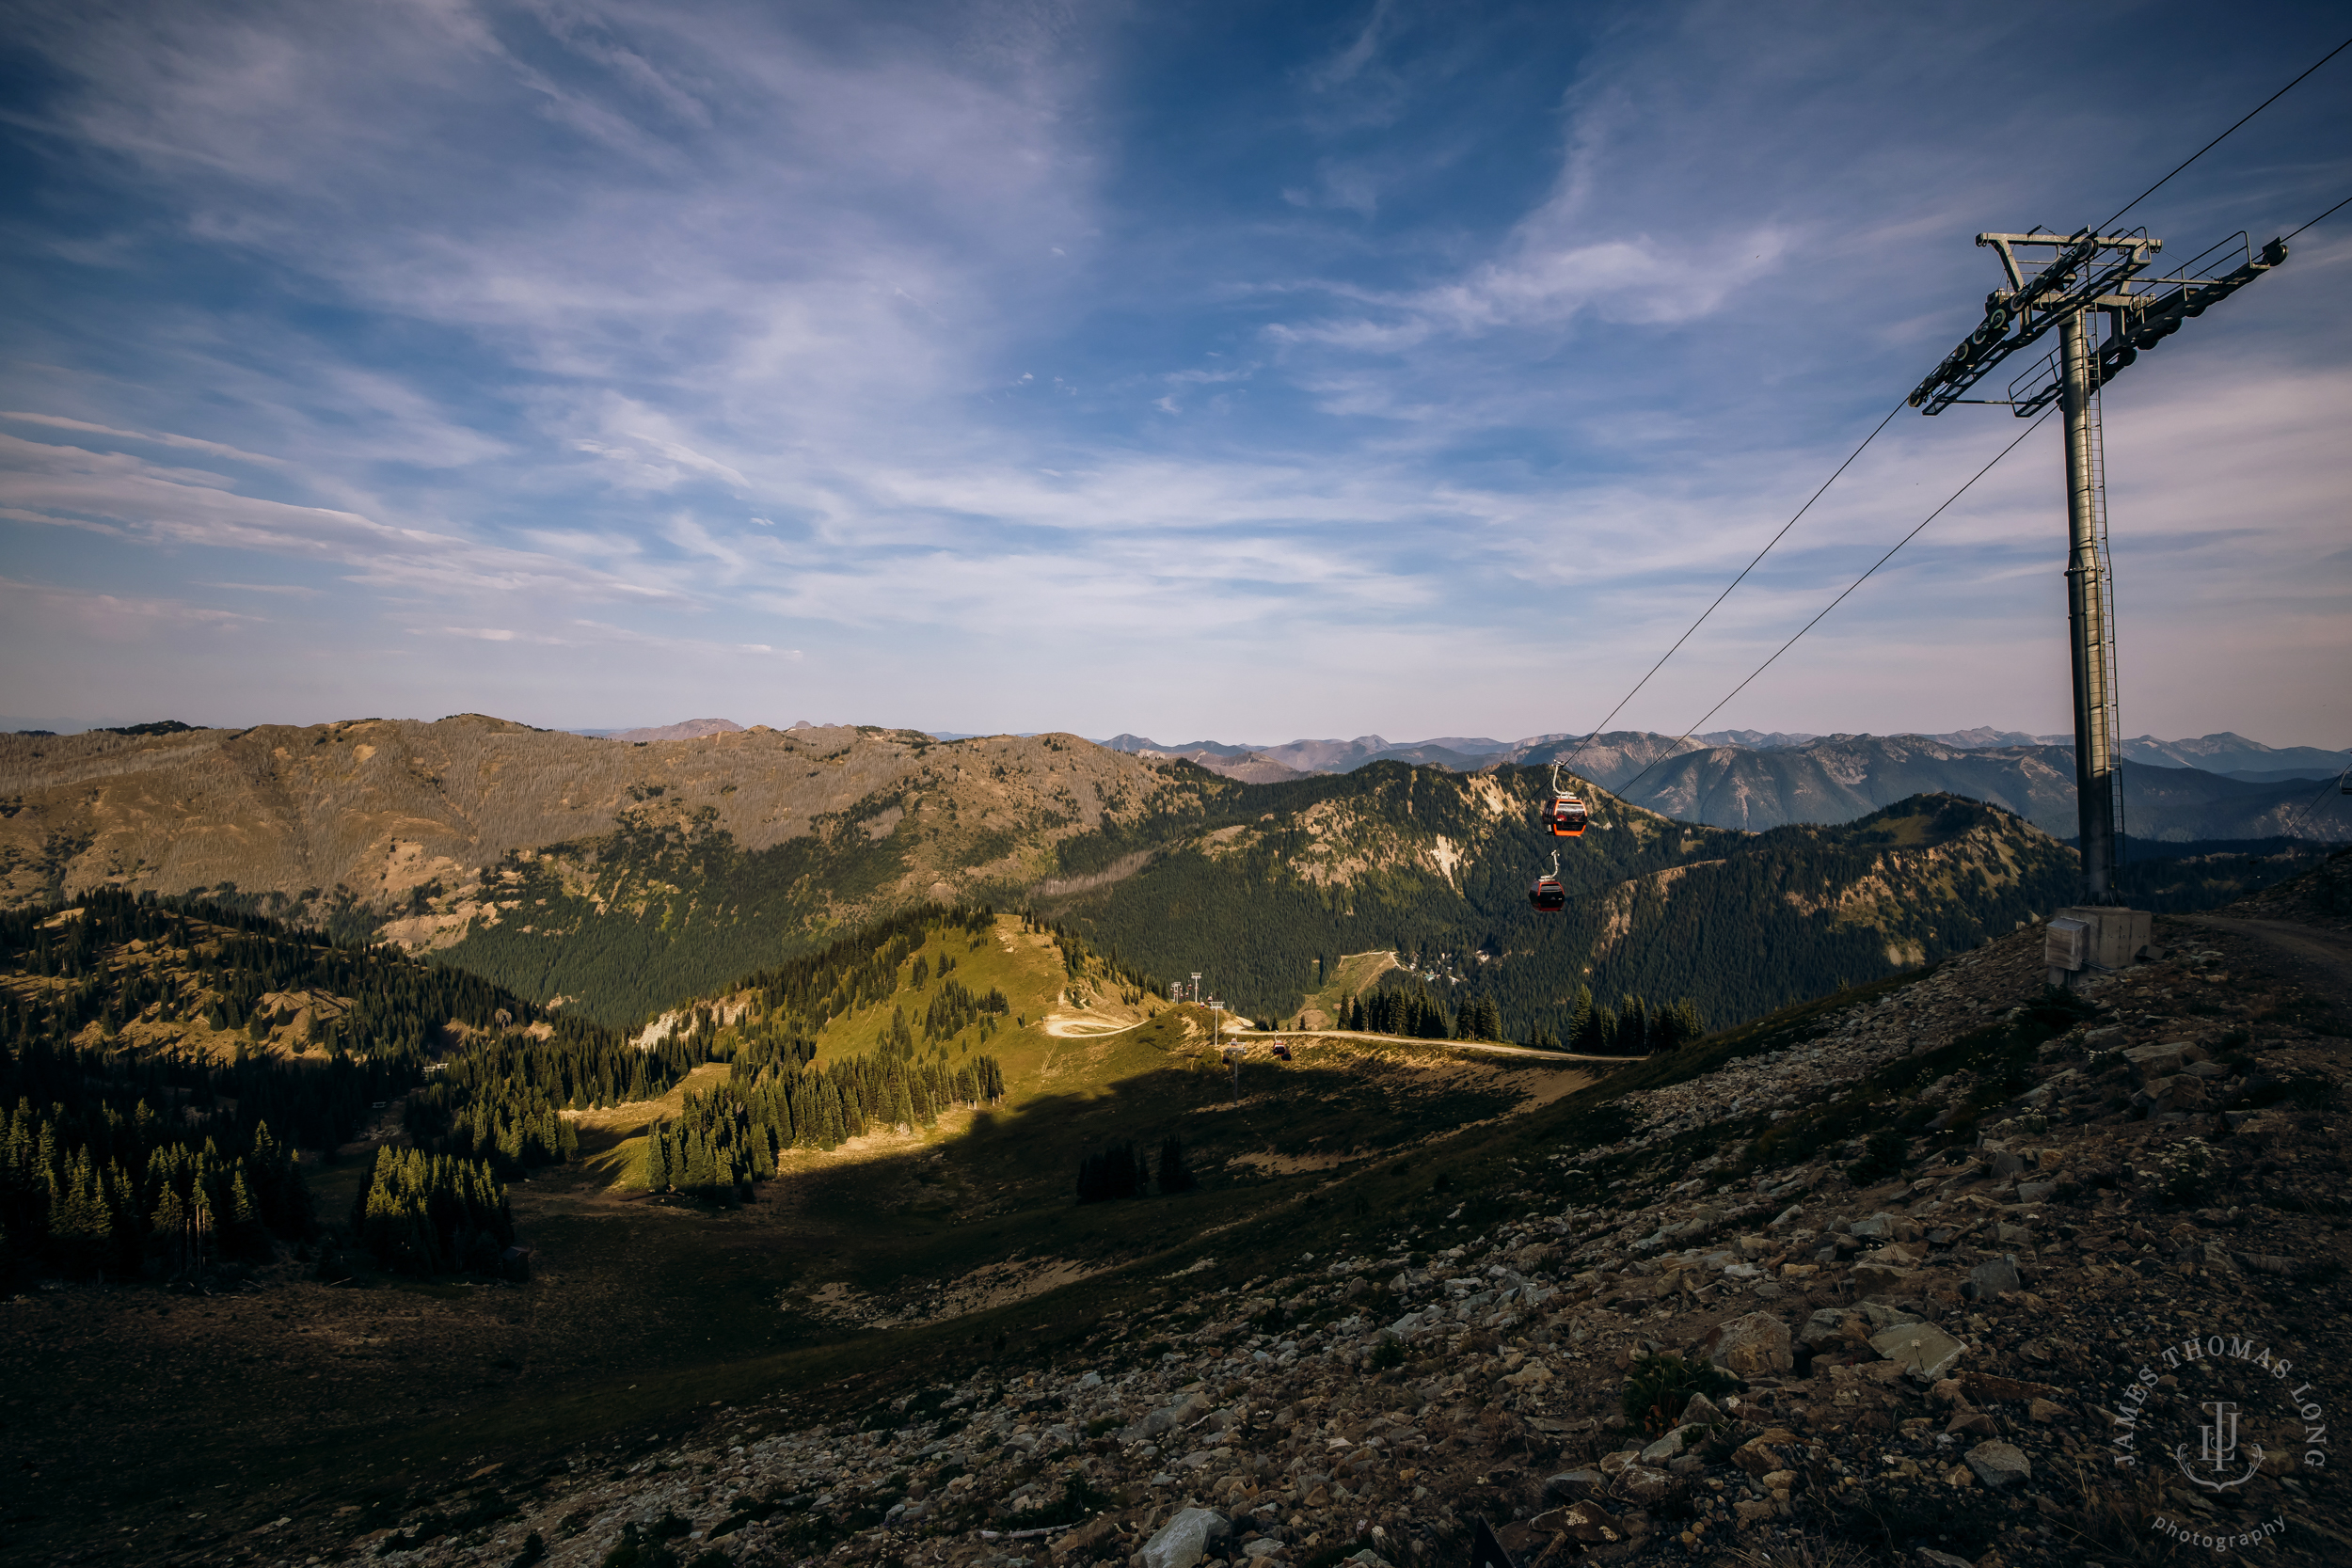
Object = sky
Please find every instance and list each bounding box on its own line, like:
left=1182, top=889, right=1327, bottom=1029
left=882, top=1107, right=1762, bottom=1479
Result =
left=2, top=0, right=2347, bottom=747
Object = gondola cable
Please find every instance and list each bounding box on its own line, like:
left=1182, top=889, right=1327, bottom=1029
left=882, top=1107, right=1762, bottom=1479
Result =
left=1606, top=409, right=2058, bottom=806
left=1549, top=399, right=1908, bottom=785
left=2094, top=35, right=2352, bottom=233
left=2281, top=754, right=2352, bottom=844
left=2280, top=191, right=2352, bottom=243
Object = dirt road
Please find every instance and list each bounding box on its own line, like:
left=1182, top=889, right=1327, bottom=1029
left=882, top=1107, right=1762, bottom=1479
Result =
left=1234, top=1026, right=1620, bottom=1064
left=2179, top=912, right=2352, bottom=1006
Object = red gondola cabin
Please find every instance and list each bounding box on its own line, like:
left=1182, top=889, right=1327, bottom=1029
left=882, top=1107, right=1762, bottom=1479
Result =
left=1542, top=794, right=1588, bottom=837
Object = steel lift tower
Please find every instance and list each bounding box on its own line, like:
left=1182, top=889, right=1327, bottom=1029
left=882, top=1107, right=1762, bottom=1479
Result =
left=1908, top=224, right=2289, bottom=980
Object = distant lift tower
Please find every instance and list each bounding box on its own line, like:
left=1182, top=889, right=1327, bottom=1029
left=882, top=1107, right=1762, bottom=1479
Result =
left=1908, top=225, right=2288, bottom=975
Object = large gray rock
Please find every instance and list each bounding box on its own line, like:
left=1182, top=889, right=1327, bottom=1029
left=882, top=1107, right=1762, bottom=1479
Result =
left=1142, top=1508, right=1231, bottom=1568
left=1849, top=1212, right=1919, bottom=1243
left=1542, top=1468, right=1606, bottom=1502
left=1639, top=1423, right=1704, bottom=1463
left=1966, top=1256, right=2022, bottom=1298
left=1963, top=1439, right=2032, bottom=1488
left=1703, top=1311, right=1793, bottom=1376
left=1617, top=1463, right=1680, bottom=1503
left=1870, top=1322, right=1966, bottom=1383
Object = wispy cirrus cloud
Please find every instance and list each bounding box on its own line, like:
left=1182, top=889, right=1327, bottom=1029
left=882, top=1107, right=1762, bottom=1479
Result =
left=0, top=432, right=687, bottom=603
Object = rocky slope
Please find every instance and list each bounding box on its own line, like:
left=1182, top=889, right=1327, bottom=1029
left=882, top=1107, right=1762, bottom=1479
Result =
left=238, top=896, right=2351, bottom=1568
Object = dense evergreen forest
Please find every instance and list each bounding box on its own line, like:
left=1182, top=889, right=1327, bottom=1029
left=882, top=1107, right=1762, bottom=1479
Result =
left=433, top=804, right=942, bottom=1025
left=639, top=905, right=1024, bottom=1196
left=350, top=1147, right=516, bottom=1278
left=1332, top=973, right=1701, bottom=1054
left=0, top=890, right=483, bottom=1280
left=644, top=1051, right=1006, bottom=1196
left=0, top=889, right=680, bottom=1282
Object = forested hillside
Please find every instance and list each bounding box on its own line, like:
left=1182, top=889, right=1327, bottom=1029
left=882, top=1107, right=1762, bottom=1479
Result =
left=1041, top=786, right=2081, bottom=1040
left=0, top=883, right=755, bottom=1283
left=0, top=890, right=543, bottom=1281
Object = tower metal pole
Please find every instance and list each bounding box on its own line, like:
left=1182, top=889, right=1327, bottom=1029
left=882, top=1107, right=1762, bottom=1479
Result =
left=2059, top=309, right=2121, bottom=904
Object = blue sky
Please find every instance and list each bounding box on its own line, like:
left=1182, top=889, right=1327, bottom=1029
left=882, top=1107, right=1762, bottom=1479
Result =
left=2, top=1, right=2346, bottom=745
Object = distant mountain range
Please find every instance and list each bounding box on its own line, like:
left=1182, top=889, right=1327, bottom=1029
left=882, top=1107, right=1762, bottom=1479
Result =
left=1089, top=727, right=2346, bottom=840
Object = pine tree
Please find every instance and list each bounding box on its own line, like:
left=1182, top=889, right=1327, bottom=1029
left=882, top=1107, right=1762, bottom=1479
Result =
left=1157, top=1136, right=1196, bottom=1194
left=1618, top=995, right=1649, bottom=1055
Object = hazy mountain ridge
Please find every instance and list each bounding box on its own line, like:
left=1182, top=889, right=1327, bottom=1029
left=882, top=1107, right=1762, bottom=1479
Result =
left=1106, top=725, right=2346, bottom=838
left=605, top=718, right=746, bottom=743
left=1620, top=738, right=2347, bottom=841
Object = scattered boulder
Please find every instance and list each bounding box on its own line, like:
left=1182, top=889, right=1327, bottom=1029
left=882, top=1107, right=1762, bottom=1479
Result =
left=1142, top=1508, right=1230, bottom=1568
left=1798, top=1307, right=1867, bottom=1351
left=1617, top=1463, right=1679, bottom=1503
left=1678, top=1391, right=1725, bottom=1427
left=1963, top=1440, right=2032, bottom=1489
left=1965, top=1255, right=2022, bottom=1298
left=1701, top=1311, right=1793, bottom=1376
left=1849, top=1259, right=1920, bottom=1292
left=2122, top=1041, right=2185, bottom=1080
left=1639, top=1425, right=1701, bottom=1464
left=1556, top=1500, right=1622, bottom=1544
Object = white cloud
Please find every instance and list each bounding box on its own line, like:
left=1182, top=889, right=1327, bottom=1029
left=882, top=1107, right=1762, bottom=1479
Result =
left=0, top=432, right=687, bottom=603
left=0, top=574, right=260, bottom=640
left=0, top=411, right=289, bottom=467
